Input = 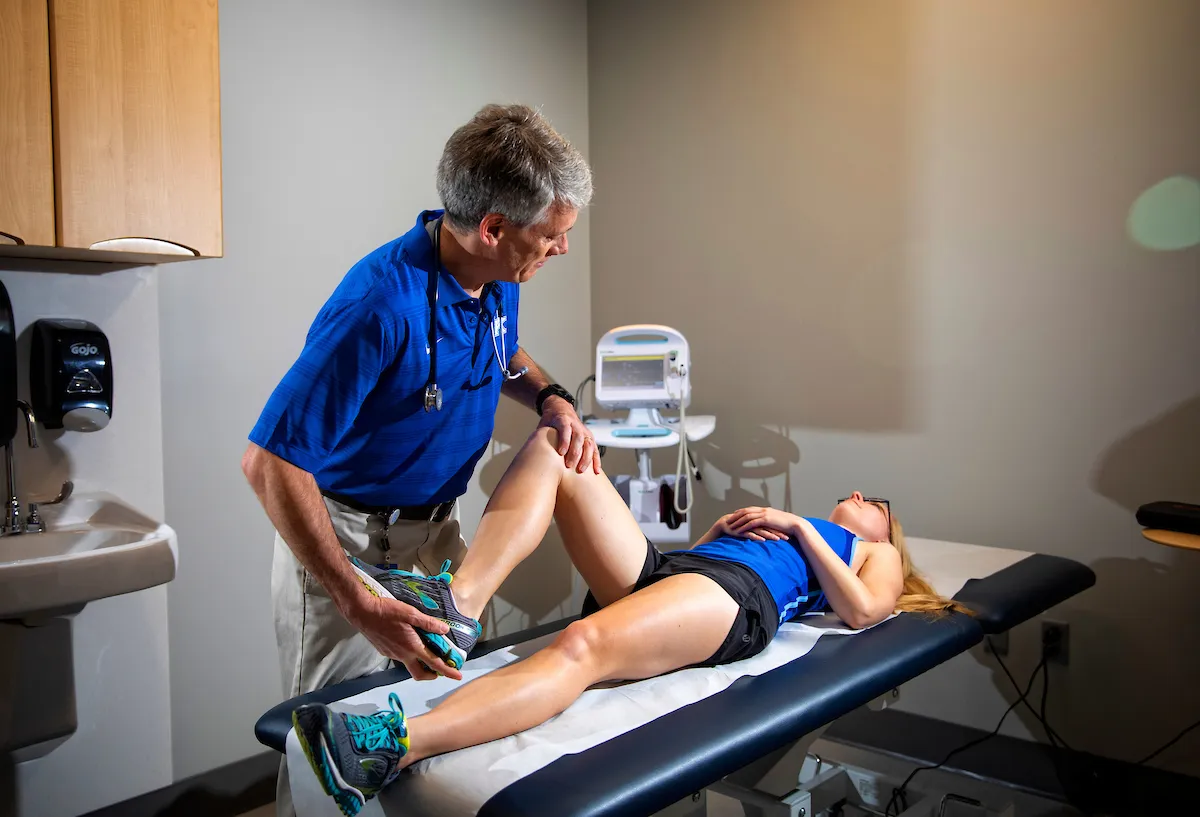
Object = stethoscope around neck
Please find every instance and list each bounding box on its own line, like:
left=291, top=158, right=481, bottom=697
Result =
left=423, top=215, right=528, bottom=412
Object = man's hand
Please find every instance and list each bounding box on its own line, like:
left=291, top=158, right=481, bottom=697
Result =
left=344, top=592, right=463, bottom=682
left=722, top=506, right=802, bottom=541
left=538, top=397, right=601, bottom=474
left=242, top=445, right=465, bottom=682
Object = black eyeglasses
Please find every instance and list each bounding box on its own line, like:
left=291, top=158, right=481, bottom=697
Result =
left=839, top=496, right=891, bottom=541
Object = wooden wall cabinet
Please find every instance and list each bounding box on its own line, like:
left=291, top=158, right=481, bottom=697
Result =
left=0, top=0, right=56, bottom=249
left=0, top=0, right=222, bottom=264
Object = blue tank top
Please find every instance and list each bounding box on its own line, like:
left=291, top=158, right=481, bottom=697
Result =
left=670, top=517, right=861, bottom=626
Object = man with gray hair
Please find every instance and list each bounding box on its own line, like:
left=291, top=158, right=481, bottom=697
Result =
left=242, top=103, right=596, bottom=816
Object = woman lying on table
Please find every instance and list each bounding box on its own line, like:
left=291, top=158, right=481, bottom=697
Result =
left=292, top=426, right=970, bottom=816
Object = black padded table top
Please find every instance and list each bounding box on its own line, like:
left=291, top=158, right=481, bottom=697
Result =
left=254, top=547, right=1095, bottom=817
left=952, top=552, right=1095, bottom=633
left=476, top=611, right=979, bottom=817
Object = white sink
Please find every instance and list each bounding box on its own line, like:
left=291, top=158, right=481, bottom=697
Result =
left=0, top=491, right=177, bottom=622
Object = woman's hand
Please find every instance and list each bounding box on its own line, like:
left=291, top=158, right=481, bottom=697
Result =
left=704, top=507, right=793, bottom=541
left=724, top=506, right=804, bottom=541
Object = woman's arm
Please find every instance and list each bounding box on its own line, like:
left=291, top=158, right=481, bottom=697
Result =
left=691, top=512, right=784, bottom=549
left=792, top=517, right=903, bottom=629
left=722, top=507, right=903, bottom=628
left=691, top=522, right=723, bottom=548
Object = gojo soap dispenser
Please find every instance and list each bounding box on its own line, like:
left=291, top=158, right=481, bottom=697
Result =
left=30, top=319, right=113, bottom=431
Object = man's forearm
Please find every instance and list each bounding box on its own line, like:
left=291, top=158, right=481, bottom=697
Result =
left=243, top=446, right=369, bottom=616
left=501, top=347, right=554, bottom=412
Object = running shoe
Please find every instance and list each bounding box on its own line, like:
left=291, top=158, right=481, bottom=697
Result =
left=292, top=692, right=409, bottom=817
left=348, top=554, right=482, bottom=670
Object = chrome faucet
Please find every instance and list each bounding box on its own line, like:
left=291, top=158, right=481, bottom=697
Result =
left=4, top=400, right=40, bottom=535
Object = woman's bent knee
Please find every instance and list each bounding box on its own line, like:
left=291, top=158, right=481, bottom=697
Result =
left=526, top=426, right=563, bottom=455
left=527, top=427, right=606, bottom=479
left=551, top=619, right=606, bottom=669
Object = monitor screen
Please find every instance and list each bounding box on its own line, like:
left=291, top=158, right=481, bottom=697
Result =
left=601, top=355, right=665, bottom=389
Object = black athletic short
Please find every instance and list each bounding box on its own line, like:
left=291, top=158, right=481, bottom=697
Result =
left=580, top=539, right=779, bottom=666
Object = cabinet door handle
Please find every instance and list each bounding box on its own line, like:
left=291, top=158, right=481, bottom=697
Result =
left=0, top=232, right=24, bottom=246
left=89, top=237, right=199, bottom=256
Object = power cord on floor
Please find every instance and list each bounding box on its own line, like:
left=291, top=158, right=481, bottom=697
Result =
left=987, top=641, right=1072, bottom=750
left=882, top=629, right=1200, bottom=817
left=994, top=635, right=1200, bottom=769
left=1136, top=716, right=1200, bottom=766
left=882, top=654, right=1049, bottom=817
left=990, top=638, right=1084, bottom=808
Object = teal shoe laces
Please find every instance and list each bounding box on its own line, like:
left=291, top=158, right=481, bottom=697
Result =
left=346, top=692, right=407, bottom=754
left=433, top=559, right=454, bottom=583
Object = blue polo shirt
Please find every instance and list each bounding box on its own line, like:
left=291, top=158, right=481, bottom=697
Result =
left=248, top=210, right=520, bottom=506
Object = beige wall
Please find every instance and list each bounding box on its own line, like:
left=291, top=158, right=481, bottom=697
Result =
left=588, top=0, right=1200, bottom=773
left=159, top=0, right=591, bottom=781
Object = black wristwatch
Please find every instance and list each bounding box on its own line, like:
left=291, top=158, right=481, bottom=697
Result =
left=536, top=383, right=576, bottom=416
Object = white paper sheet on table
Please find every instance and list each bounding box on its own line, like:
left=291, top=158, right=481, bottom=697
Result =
left=285, top=539, right=1031, bottom=817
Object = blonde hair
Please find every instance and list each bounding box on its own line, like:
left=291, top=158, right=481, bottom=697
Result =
left=882, top=510, right=975, bottom=618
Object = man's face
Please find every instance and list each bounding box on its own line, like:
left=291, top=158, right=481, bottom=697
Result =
left=493, top=204, right=577, bottom=284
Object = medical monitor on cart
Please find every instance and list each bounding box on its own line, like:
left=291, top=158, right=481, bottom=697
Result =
left=593, top=325, right=690, bottom=412
left=586, top=325, right=711, bottom=545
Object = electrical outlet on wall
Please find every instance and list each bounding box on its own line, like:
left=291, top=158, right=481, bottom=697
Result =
left=1041, top=620, right=1069, bottom=665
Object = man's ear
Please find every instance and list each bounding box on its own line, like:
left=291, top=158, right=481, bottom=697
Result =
left=478, top=213, right=506, bottom=248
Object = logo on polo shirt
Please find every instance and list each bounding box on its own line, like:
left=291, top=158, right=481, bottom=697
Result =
left=491, top=315, right=508, bottom=338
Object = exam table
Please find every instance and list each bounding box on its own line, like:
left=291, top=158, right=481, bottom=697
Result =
left=255, top=538, right=1095, bottom=817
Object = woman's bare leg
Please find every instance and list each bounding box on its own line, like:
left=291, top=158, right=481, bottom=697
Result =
left=449, top=427, right=652, bottom=619
left=399, top=572, right=738, bottom=768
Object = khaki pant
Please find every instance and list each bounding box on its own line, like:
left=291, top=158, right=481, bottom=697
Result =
left=271, top=496, right=468, bottom=817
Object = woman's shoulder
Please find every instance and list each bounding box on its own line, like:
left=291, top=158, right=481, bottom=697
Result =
left=858, top=539, right=901, bottom=565
left=847, top=538, right=895, bottom=571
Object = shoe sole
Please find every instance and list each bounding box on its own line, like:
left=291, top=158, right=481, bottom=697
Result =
left=292, top=704, right=367, bottom=817
left=349, top=561, right=467, bottom=671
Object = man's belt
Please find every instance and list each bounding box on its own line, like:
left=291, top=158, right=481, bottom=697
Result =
left=320, top=489, right=456, bottom=523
